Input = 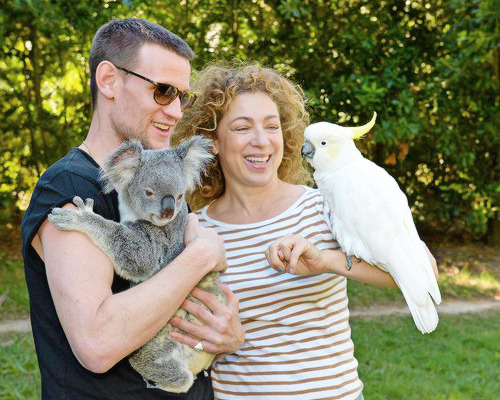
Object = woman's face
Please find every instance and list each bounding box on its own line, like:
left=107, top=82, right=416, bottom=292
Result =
left=215, top=92, right=284, bottom=191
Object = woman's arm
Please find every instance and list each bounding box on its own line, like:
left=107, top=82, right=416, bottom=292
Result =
left=265, top=234, right=437, bottom=288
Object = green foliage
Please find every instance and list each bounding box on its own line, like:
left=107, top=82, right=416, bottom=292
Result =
left=0, top=0, right=499, bottom=242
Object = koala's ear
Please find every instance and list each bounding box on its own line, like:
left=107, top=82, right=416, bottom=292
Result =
left=100, top=140, right=143, bottom=193
left=175, top=136, right=214, bottom=192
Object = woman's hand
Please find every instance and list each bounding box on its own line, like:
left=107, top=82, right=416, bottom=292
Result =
left=265, top=234, right=398, bottom=287
left=265, top=234, right=327, bottom=275
left=168, top=284, right=244, bottom=355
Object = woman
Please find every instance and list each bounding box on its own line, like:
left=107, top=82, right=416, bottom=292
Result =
left=170, top=63, right=436, bottom=400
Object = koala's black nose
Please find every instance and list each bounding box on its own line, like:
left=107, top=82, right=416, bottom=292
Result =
left=160, top=195, right=175, bottom=219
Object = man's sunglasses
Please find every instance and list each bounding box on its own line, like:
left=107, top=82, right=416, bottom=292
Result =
left=115, top=66, right=197, bottom=111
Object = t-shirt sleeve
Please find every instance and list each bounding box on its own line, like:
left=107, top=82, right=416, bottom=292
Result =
left=21, top=169, right=117, bottom=257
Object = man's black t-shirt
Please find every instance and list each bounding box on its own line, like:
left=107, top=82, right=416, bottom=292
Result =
left=21, top=148, right=213, bottom=399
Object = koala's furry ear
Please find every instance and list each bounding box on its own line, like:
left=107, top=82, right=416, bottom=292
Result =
left=175, top=136, right=214, bottom=192
left=101, top=140, right=143, bottom=193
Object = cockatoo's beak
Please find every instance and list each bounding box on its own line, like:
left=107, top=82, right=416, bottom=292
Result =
left=301, top=141, right=315, bottom=159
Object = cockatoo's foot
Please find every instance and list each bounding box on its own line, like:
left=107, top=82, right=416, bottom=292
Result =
left=345, top=253, right=352, bottom=271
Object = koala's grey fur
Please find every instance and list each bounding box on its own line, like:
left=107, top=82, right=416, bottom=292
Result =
left=48, top=136, right=225, bottom=393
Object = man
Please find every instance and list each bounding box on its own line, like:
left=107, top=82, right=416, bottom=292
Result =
left=21, top=18, right=243, bottom=399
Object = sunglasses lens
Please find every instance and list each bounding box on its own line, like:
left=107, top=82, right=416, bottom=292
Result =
left=180, top=92, right=197, bottom=110
left=154, top=84, right=178, bottom=105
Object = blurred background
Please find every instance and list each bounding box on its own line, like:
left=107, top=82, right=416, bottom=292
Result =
left=0, top=0, right=498, bottom=245
left=0, top=1, right=499, bottom=399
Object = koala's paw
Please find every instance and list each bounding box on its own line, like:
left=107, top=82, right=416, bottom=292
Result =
left=47, top=196, right=95, bottom=231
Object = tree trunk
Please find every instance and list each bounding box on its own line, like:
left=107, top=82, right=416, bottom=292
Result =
left=487, top=216, right=500, bottom=248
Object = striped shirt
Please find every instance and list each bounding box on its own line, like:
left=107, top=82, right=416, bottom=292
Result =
left=196, top=187, right=363, bottom=400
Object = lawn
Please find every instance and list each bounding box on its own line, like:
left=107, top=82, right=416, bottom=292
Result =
left=352, top=312, right=500, bottom=400
left=1, top=241, right=499, bottom=399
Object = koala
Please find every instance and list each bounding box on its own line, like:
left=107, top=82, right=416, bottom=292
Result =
left=48, top=136, right=225, bottom=393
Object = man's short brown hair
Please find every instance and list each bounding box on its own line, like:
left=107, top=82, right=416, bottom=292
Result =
left=89, top=18, right=194, bottom=110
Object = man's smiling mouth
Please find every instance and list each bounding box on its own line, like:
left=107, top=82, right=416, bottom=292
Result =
left=153, top=122, right=171, bottom=132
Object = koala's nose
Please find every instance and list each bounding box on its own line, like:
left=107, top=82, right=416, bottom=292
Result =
left=160, top=195, right=175, bottom=219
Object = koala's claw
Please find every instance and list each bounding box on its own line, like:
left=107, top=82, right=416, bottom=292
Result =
left=73, top=196, right=94, bottom=211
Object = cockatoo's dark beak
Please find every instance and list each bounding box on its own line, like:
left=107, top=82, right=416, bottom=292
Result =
left=301, top=141, right=315, bottom=159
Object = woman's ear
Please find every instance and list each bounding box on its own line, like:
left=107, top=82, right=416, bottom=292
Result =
left=95, top=61, right=119, bottom=100
left=212, top=139, right=219, bottom=155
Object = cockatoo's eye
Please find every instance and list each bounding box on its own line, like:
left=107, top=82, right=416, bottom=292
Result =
left=145, top=189, right=154, bottom=197
left=177, top=193, right=183, bottom=201
left=320, top=140, right=327, bottom=146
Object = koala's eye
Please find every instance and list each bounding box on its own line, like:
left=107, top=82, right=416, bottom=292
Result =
left=145, top=189, right=154, bottom=197
left=320, top=140, right=327, bottom=146
left=177, top=193, right=183, bottom=201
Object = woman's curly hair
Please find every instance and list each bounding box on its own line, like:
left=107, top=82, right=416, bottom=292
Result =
left=172, top=62, right=313, bottom=210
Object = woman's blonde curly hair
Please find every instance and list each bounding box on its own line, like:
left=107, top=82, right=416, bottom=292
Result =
left=172, top=62, right=313, bottom=210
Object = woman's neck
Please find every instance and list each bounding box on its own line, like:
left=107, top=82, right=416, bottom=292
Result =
left=207, top=180, right=305, bottom=224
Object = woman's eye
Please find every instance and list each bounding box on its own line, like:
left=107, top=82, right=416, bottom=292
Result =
left=234, top=126, right=250, bottom=132
left=145, top=190, right=154, bottom=197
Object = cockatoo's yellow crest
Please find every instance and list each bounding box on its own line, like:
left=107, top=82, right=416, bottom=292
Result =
left=349, top=112, right=377, bottom=140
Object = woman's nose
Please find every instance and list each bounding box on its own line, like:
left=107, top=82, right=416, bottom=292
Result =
left=251, top=127, right=270, bottom=146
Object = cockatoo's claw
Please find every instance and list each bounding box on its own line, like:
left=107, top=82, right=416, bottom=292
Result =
left=346, top=254, right=352, bottom=271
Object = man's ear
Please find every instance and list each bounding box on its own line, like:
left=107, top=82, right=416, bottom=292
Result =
left=95, top=61, right=119, bottom=100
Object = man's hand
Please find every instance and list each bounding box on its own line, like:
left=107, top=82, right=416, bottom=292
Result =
left=184, top=213, right=227, bottom=273
left=169, top=284, right=244, bottom=355
left=265, top=234, right=326, bottom=275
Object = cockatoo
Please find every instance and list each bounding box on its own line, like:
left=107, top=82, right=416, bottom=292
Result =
left=302, top=112, right=441, bottom=334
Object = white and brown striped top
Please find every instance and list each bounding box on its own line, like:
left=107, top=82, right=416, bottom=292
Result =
left=196, top=187, right=363, bottom=400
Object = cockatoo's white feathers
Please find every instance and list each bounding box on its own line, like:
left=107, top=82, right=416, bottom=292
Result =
left=303, top=113, right=441, bottom=334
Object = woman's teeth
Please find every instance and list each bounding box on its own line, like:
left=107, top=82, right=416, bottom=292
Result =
left=245, top=156, right=269, bottom=163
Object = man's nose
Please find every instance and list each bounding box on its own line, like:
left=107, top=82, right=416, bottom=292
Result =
left=160, top=96, right=183, bottom=122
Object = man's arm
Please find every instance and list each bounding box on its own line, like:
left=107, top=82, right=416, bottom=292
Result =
left=37, top=208, right=226, bottom=373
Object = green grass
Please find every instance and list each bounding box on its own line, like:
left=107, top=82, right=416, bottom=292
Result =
left=0, top=332, right=41, bottom=399
left=352, top=311, right=500, bottom=400
left=1, top=312, right=498, bottom=399
left=1, top=247, right=499, bottom=398
left=0, top=253, right=30, bottom=322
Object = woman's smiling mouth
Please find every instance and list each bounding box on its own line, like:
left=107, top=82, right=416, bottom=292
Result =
left=244, top=155, right=271, bottom=169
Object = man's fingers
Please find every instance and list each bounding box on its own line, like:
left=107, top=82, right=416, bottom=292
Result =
left=169, top=328, right=218, bottom=354
left=219, top=284, right=240, bottom=311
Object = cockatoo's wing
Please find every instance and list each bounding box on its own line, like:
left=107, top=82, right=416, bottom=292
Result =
left=316, top=158, right=441, bottom=333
